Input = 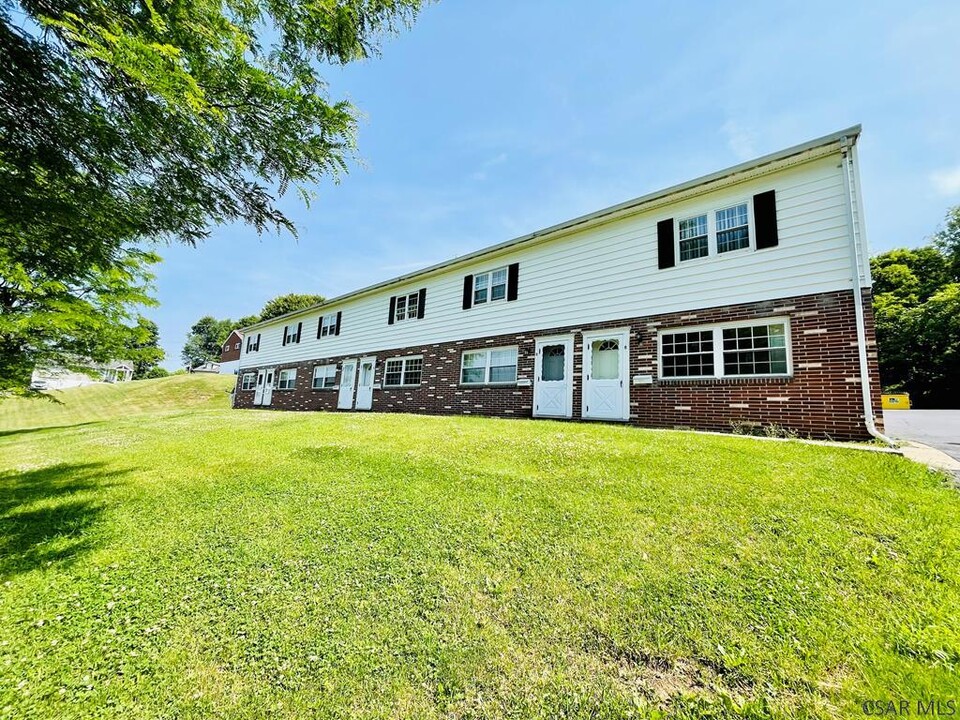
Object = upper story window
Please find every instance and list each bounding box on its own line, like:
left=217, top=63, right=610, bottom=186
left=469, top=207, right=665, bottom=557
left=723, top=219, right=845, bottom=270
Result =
left=283, top=323, right=302, bottom=345
left=277, top=368, right=297, bottom=390
left=659, top=319, right=790, bottom=380
left=320, top=315, right=337, bottom=337
left=716, top=203, right=750, bottom=253
left=473, top=267, right=508, bottom=305
left=245, top=334, right=261, bottom=352
left=235, top=342, right=240, bottom=350
left=460, top=347, right=518, bottom=385
left=678, top=201, right=751, bottom=263
left=223, top=343, right=230, bottom=353
left=383, top=356, right=423, bottom=386
left=389, top=289, right=426, bottom=324
left=678, top=215, right=709, bottom=261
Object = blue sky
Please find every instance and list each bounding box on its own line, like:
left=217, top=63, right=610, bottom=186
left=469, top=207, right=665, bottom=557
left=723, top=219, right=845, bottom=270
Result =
left=152, top=0, right=960, bottom=368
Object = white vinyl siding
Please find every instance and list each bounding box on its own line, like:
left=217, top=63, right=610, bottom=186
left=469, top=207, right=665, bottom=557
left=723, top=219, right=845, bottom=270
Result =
left=383, top=356, right=423, bottom=386
left=460, top=347, right=518, bottom=385
left=239, top=152, right=858, bottom=370
left=659, top=318, right=791, bottom=380
left=312, top=364, right=337, bottom=389
left=277, top=368, right=297, bottom=389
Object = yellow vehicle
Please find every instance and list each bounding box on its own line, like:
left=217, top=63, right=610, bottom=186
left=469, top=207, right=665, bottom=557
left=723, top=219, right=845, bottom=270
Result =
left=881, top=393, right=911, bottom=410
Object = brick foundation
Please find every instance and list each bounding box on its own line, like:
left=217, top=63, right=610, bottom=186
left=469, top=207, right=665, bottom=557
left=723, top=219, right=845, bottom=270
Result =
left=233, top=289, right=882, bottom=441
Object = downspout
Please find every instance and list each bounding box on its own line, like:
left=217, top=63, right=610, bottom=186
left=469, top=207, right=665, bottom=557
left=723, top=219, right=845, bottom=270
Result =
left=839, top=135, right=896, bottom=445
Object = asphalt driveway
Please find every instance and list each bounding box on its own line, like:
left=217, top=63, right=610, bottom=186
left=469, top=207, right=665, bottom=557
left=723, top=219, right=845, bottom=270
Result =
left=883, top=410, right=960, bottom=462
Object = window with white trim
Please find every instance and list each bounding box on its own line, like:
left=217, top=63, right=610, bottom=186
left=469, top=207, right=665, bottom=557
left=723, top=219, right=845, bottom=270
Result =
left=312, top=364, right=337, bottom=389
left=473, top=267, right=508, bottom=305
left=240, top=372, right=256, bottom=390
left=319, top=315, right=337, bottom=337
left=678, top=201, right=752, bottom=262
left=235, top=342, right=240, bottom=350
left=383, top=356, right=423, bottom=386
left=660, top=319, right=789, bottom=379
left=394, top=292, right=419, bottom=322
left=460, top=347, right=518, bottom=385
left=277, top=368, right=297, bottom=390
left=284, top=324, right=301, bottom=344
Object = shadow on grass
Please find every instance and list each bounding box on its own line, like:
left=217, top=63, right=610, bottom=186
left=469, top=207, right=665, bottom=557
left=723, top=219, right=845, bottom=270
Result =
left=0, top=421, right=104, bottom=438
left=0, top=462, right=128, bottom=577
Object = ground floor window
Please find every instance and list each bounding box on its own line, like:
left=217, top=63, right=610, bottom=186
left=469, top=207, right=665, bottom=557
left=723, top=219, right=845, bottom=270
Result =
left=660, top=319, right=790, bottom=379
left=277, top=368, right=297, bottom=390
left=312, top=364, right=337, bottom=389
left=461, top=347, right=518, bottom=385
left=384, top=356, right=423, bottom=386
left=240, top=372, right=256, bottom=390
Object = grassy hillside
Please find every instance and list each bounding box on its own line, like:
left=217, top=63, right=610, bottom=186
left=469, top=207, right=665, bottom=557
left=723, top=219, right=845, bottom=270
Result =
left=0, top=406, right=957, bottom=718
left=0, top=374, right=235, bottom=432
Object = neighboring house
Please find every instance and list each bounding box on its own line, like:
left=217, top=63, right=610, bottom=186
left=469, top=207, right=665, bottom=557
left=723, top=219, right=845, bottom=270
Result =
left=192, top=361, right=221, bottom=374
left=31, top=361, right=134, bottom=390
left=219, top=330, right=243, bottom=375
left=233, top=126, right=883, bottom=441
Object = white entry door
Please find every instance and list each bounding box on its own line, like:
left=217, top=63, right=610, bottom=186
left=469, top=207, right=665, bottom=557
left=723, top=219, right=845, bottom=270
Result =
left=337, top=359, right=358, bottom=409
left=582, top=330, right=629, bottom=421
left=534, top=336, right=573, bottom=418
left=260, top=368, right=275, bottom=406
left=355, top=356, right=376, bottom=410
left=253, top=369, right=266, bottom=405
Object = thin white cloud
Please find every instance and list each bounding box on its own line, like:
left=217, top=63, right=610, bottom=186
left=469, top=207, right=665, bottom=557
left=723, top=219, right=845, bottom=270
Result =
left=931, top=166, right=960, bottom=196
left=721, top=119, right=757, bottom=161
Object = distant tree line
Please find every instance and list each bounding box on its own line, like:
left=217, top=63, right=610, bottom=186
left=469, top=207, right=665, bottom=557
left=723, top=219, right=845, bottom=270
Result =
left=181, top=293, right=323, bottom=368
left=871, top=206, right=960, bottom=408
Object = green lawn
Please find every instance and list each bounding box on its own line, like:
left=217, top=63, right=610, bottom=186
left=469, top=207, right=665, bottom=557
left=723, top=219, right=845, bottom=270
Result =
left=1, top=377, right=958, bottom=718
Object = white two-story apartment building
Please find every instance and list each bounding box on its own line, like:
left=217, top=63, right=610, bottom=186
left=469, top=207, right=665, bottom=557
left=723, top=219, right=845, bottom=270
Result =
left=233, top=126, right=883, bottom=440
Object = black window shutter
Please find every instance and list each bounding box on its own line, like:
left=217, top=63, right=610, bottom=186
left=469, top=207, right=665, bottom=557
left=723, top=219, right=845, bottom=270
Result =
left=316, top=315, right=323, bottom=339
left=417, top=288, right=426, bottom=319
left=282, top=325, right=288, bottom=346
left=296, top=321, right=302, bottom=343
left=462, top=275, right=473, bottom=310
left=754, top=190, right=779, bottom=249
left=657, top=219, right=675, bottom=269
left=255, top=333, right=260, bottom=351
left=335, top=311, right=342, bottom=335
left=388, top=296, right=396, bottom=325
left=507, top=263, right=519, bottom=301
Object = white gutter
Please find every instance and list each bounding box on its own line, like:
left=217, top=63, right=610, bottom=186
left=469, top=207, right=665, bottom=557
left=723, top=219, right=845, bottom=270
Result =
left=839, top=134, right=896, bottom=446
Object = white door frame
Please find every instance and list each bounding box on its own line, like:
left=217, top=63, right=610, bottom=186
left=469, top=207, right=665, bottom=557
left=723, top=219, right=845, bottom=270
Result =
left=337, top=358, right=358, bottom=410
left=355, top=356, right=376, bottom=410
left=260, top=367, right=275, bottom=407
left=581, top=328, right=630, bottom=421
left=533, top=335, right=574, bottom=418
left=253, top=369, right=266, bottom=405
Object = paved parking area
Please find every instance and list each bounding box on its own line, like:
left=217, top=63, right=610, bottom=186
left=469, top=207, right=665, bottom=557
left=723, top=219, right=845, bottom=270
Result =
left=883, top=410, right=960, bottom=462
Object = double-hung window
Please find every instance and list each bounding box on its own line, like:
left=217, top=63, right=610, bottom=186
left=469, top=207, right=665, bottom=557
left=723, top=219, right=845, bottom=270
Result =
left=240, top=372, right=256, bottom=390
left=312, top=365, right=337, bottom=389
left=383, top=356, right=423, bottom=386
left=319, top=315, right=337, bottom=337
left=460, top=347, right=518, bottom=385
left=677, top=201, right=751, bottom=262
left=473, top=267, right=508, bottom=305
left=283, top=323, right=302, bottom=345
left=277, top=368, right=297, bottom=390
left=393, top=292, right=422, bottom=322
left=660, top=319, right=790, bottom=379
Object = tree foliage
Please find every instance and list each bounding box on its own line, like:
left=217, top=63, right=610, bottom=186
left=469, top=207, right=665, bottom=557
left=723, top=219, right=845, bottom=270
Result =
left=871, top=208, right=960, bottom=408
left=258, top=293, right=325, bottom=321
left=0, top=0, right=422, bottom=395
left=181, top=316, right=235, bottom=368
left=124, top=316, right=165, bottom=379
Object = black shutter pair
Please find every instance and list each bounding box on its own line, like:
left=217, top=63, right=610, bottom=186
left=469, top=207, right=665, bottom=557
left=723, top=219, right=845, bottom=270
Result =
left=657, top=190, right=779, bottom=269
left=316, top=311, right=343, bottom=338
left=388, top=290, right=427, bottom=324
left=462, top=263, right=520, bottom=310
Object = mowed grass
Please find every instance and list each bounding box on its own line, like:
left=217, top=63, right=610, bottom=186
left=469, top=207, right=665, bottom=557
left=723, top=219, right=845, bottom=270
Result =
left=0, top=379, right=958, bottom=718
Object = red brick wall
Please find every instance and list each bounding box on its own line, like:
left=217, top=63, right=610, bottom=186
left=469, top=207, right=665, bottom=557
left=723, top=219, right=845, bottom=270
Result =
left=233, top=289, right=881, bottom=441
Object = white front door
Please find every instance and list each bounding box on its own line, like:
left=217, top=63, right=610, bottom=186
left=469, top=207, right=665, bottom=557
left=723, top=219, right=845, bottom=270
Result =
left=337, top=359, right=358, bottom=409
left=534, top=336, right=573, bottom=418
left=261, top=368, right=275, bottom=406
left=253, top=369, right=265, bottom=405
left=582, top=330, right=629, bottom=421
left=355, top=356, right=376, bottom=410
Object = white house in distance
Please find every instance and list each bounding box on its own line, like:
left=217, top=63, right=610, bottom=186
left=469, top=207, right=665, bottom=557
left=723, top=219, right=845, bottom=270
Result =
left=231, top=126, right=884, bottom=441
left=30, top=361, right=134, bottom=390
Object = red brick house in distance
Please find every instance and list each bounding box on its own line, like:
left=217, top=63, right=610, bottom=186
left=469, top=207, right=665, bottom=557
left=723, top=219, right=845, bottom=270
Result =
left=232, top=127, right=885, bottom=441
left=219, top=330, right=243, bottom=375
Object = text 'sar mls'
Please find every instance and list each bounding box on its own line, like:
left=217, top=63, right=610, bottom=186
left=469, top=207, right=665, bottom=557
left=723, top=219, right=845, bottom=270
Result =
left=861, top=700, right=957, bottom=716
